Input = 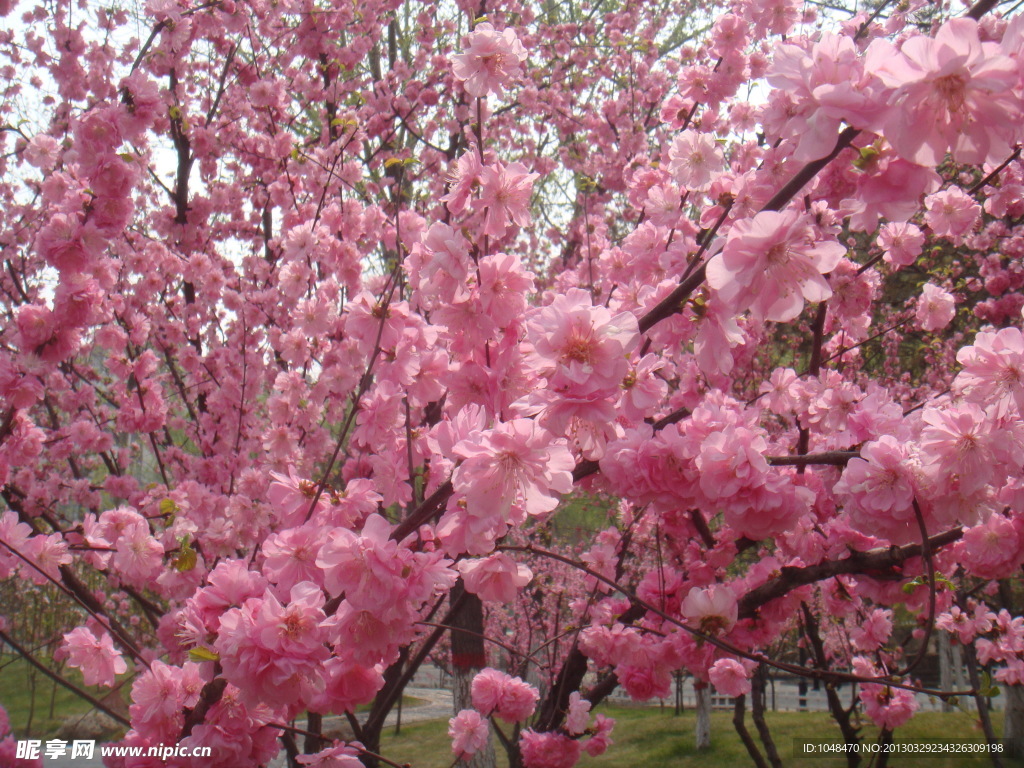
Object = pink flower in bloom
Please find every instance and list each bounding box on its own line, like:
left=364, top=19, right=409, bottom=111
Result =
left=477, top=161, right=539, bottom=238
left=112, top=518, right=164, bottom=585
left=915, top=283, right=956, bottom=332
left=867, top=18, right=1020, bottom=165
left=707, top=210, right=845, bottom=322
left=960, top=513, right=1024, bottom=580
left=215, top=581, right=330, bottom=710
left=844, top=157, right=940, bottom=233
left=709, top=658, right=751, bottom=697
left=62, top=627, right=127, bottom=688
left=695, top=427, right=770, bottom=500
left=877, top=222, right=925, bottom=268
left=471, top=668, right=539, bottom=722
left=262, top=524, right=325, bottom=592
left=313, top=658, right=385, bottom=714
left=316, top=514, right=405, bottom=608
left=519, top=730, right=582, bottom=768
left=681, top=584, right=738, bottom=636
left=0, top=510, right=32, bottom=578
left=296, top=743, right=363, bottom=768
left=923, top=188, right=979, bottom=242
left=767, top=33, right=889, bottom=161
left=833, top=435, right=918, bottom=544
left=850, top=608, right=894, bottom=651
left=23, top=533, right=72, bottom=585
left=565, top=691, right=591, bottom=735
left=453, top=419, right=574, bottom=520
left=451, top=23, right=528, bottom=99
left=526, top=287, right=639, bottom=395
left=919, top=404, right=996, bottom=495
left=24, top=134, right=60, bottom=169
left=442, top=152, right=483, bottom=217
left=478, top=252, right=534, bottom=327
left=449, top=709, right=490, bottom=760
left=668, top=130, right=723, bottom=190
left=955, top=327, right=1024, bottom=417
left=858, top=670, right=919, bottom=731
left=458, top=553, right=533, bottom=603
left=268, top=469, right=329, bottom=527
left=470, top=668, right=506, bottom=716
left=584, top=714, right=615, bottom=756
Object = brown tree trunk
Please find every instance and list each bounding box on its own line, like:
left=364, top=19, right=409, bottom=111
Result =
left=451, top=580, right=496, bottom=768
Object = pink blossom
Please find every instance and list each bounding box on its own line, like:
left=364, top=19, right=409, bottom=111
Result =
left=458, top=553, right=533, bottom=603
left=695, top=427, right=769, bottom=500
left=844, top=156, right=940, bottom=232
left=668, top=130, right=723, bottom=190
left=923, top=188, right=979, bottom=242
left=519, top=730, right=582, bottom=768
left=24, top=134, right=60, bottom=169
left=584, top=714, right=615, bottom=756
left=449, top=709, right=490, bottom=760
left=833, top=435, right=918, bottom=544
left=955, top=327, right=1024, bottom=416
left=442, top=152, right=483, bottom=217
left=850, top=609, right=893, bottom=651
left=262, top=524, right=325, bottom=591
left=859, top=679, right=918, bottom=730
left=915, top=283, right=956, bottom=332
left=471, top=668, right=539, bottom=722
left=477, top=161, right=539, bottom=238
left=452, top=23, right=528, bottom=99
left=526, top=288, right=639, bottom=395
left=707, top=210, right=845, bottom=322
left=452, top=419, right=574, bottom=520
left=877, top=222, right=925, bottom=268
left=62, top=627, right=127, bottom=687
left=682, top=584, right=738, bottom=636
left=565, top=691, right=591, bottom=735
left=919, top=404, right=996, bottom=495
left=470, top=668, right=506, bottom=716
left=113, top=518, right=164, bottom=584
left=0, top=510, right=32, bottom=578
left=478, top=252, right=534, bottom=327
left=296, top=743, right=363, bottom=768
left=867, top=18, right=1020, bottom=165
left=22, top=533, right=72, bottom=585
left=708, top=658, right=751, bottom=697
left=960, top=514, right=1024, bottom=580
left=313, top=658, right=384, bottom=714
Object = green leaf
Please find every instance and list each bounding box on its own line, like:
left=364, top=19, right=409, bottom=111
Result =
left=188, top=647, right=220, bottom=662
left=173, top=542, right=197, bottom=572
left=853, top=146, right=879, bottom=170
left=159, top=498, right=178, bottom=516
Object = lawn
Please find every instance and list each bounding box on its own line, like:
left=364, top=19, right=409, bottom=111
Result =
left=379, top=706, right=1022, bottom=768
left=0, top=656, right=118, bottom=737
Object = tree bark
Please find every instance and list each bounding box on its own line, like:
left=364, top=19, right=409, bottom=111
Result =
left=695, top=680, right=711, bottom=749
left=451, top=580, right=496, bottom=768
left=1004, top=686, right=1024, bottom=761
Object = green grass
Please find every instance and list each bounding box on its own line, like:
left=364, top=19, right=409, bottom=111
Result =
left=0, top=656, right=119, bottom=738
left=379, top=706, right=1023, bottom=768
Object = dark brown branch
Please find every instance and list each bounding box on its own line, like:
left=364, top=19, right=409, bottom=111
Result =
left=0, top=629, right=131, bottom=727
left=734, top=694, right=770, bottom=768
left=738, top=528, right=963, bottom=620
left=766, top=451, right=858, bottom=467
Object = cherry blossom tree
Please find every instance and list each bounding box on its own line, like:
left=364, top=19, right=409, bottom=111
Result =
left=2, top=0, right=1024, bottom=767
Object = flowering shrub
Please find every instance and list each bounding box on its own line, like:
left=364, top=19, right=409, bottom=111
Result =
left=2, top=0, right=1024, bottom=766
